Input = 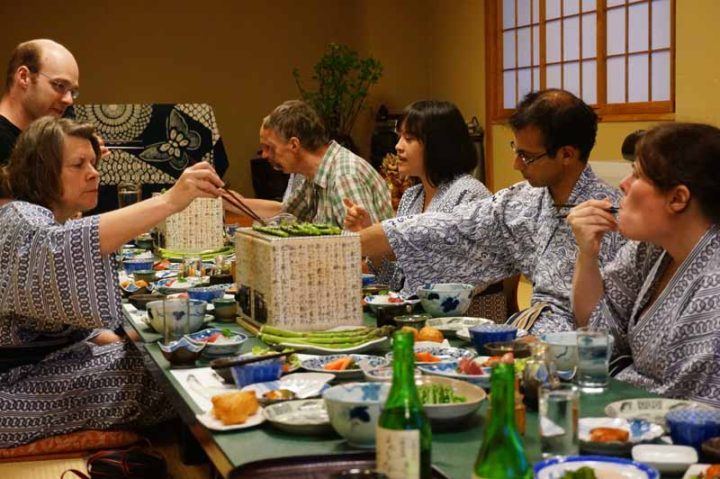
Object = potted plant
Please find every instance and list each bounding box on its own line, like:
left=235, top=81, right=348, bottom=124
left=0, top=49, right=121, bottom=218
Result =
left=293, top=43, right=383, bottom=152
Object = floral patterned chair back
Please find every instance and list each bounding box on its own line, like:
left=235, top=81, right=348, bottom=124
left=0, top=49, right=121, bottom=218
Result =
left=69, top=104, right=228, bottom=213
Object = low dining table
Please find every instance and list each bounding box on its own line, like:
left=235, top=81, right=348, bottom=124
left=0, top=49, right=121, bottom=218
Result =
left=123, top=305, right=661, bottom=479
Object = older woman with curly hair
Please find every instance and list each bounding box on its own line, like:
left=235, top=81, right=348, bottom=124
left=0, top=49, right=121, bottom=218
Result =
left=0, top=116, right=223, bottom=447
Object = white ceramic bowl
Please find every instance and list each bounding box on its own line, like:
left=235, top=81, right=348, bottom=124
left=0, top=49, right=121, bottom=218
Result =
left=417, top=283, right=474, bottom=317
left=631, top=444, right=698, bottom=475
left=322, top=382, right=390, bottom=448
left=415, top=376, right=486, bottom=424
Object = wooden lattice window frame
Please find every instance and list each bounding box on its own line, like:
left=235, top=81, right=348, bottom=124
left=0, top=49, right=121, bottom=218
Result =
left=486, top=0, right=675, bottom=122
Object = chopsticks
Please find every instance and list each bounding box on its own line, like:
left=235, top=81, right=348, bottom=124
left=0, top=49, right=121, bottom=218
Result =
left=219, top=183, right=267, bottom=225
left=105, top=140, right=144, bottom=151
left=209, top=349, right=300, bottom=370
left=554, top=203, right=620, bottom=219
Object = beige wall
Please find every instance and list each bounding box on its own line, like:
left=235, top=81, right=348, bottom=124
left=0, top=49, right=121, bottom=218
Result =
left=3, top=0, right=718, bottom=196
left=489, top=0, right=720, bottom=191
left=0, top=0, right=431, bottom=196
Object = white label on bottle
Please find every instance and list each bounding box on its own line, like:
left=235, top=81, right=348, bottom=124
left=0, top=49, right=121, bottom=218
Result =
left=376, top=426, right=420, bottom=479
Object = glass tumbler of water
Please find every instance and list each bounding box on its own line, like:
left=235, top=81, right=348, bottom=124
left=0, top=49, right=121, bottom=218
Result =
left=117, top=182, right=141, bottom=208
left=576, top=327, right=611, bottom=391
left=539, top=383, right=579, bottom=458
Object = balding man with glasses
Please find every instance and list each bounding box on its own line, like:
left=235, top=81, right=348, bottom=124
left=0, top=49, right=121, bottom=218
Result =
left=358, top=89, right=627, bottom=335
left=0, top=39, right=80, bottom=165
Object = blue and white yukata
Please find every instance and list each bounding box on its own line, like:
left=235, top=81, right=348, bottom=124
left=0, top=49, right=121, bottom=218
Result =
left=589, top=225, right=720, bottom=407
left=382, top=166, right=626, bottom=335
left=0, top=201, right=172, bottom=448
left=374, top=174, right=491, bottom=290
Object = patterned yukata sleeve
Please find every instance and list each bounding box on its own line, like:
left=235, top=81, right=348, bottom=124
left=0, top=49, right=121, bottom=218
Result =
left=616, top=272, right=720, bottom=407
left=0, top=207, right=122, bottom=331
left=588, top=240, right=659, bottom=355
left=382, top=193, right=519, bottom=294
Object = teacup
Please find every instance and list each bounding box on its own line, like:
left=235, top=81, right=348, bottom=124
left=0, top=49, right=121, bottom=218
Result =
left=146, top=299, right=208, bottom=337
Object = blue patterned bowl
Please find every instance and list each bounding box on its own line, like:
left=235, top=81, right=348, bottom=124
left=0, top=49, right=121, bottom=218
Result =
left=534, top=455, right=659, bottom=479
left=323, top=382, right=390, bottom=447
left=468, top=324, right=517, bottom=355
left=158, top=337, right=206, bottom=366
left=187, top=285, right=227, bottom=302
left=123, top=258, right=156, bottom=273
left=231, top=359, right=283, bottom=388
left=666, top=408, right=720, bottom=450
left=417, top=283, right=474, bottom=317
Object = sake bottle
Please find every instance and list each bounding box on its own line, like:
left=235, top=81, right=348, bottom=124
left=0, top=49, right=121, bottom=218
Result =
left=473, top=356, right=531, bottom=479
left=376, top=330, right=432, bottom=479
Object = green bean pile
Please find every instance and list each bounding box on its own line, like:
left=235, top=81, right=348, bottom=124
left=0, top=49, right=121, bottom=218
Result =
left=417, top=384, right=466, bottom=404
left=253, top=223, right=342, bottom=237
left=259, top=325, right=395, bottom=349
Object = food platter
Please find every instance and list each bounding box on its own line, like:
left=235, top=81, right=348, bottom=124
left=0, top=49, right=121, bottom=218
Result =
left=195, top=407, right=265, bottom=432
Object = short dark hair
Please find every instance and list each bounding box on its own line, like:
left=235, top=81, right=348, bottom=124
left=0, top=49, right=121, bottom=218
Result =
left=261, top=100, right=329, bottom=151
left=509, top=89, right=598, bottom=163
left=4, top=40, right=43, bottom=93
left=621, top=130, right=646, bottom=162
left=398, top=100, right=477, bottom=187
left=0, top=117, right=100, bottom=209
left=637, top=122, right=720, bottom=224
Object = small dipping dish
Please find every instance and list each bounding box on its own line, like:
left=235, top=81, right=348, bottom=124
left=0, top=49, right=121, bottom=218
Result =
left=393, top=314, right=430, bottom=330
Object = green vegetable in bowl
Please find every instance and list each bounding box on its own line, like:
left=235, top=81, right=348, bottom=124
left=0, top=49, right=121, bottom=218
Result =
left=560, top=467, right=597, bottom=479
left=417, top=384, right=466, bottom=405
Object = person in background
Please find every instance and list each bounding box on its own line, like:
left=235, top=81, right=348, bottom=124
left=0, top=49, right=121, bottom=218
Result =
left=0, top=117, right=224, bottom=447
left=0, top=39, right=83, bottom=165
left=355, top=89, right=626, bottom=335
left=344, top=100, right=490, bottom=291
left=223, top=100, right=393, bottom=226
left=569, top=122, right=720, bottom=406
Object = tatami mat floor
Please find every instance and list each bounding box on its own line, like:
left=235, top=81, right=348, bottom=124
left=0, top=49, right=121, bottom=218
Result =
left=0, top=437, right=213, bottom=479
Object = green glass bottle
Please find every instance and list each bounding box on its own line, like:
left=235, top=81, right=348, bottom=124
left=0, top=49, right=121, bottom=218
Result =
left=473, top=359, right=531, bottom=479
left=376, top=330, right=432, bottom=479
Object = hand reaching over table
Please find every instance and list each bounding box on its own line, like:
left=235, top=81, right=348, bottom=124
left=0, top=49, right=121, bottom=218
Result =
left=343, top=198, right=372, bottom=231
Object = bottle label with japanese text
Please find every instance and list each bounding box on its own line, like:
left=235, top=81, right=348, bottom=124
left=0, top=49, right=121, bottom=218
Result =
left=376, top=426, right=420, bottom=479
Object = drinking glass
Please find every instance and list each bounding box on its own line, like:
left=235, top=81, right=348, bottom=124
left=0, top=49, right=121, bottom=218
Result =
left=117, top=182, right=141, bottom=208
left=576, top=327, right=611, bottom=391
left=546, top=339, right=579, bottom=382
left=539, top=383, right=579, bottom=458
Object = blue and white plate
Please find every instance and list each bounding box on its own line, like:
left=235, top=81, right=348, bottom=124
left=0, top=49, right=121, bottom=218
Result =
left=385, top=343, right=475, bottom=364
left=241, top=372, right=335, bottom=401
left=417, top=361, right=491, bottom=388
left=579, top=417, right=665, bottom=455
left=155, top=276, right=209, bottom=293
left=534, top=455, right=659, bottom=479
left=363, top=294, right=420, bottom=313
left=301, top=354, right=388, bottom=379
left=185, top=328, right=247, bottom=356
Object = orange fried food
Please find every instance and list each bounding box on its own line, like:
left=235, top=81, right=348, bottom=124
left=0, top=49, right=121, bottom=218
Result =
left=704, top=464, right=720, bottom=479
left=589, top=427, right=629, bottom=443
left=418, top=326, right=444, bottom=343
left=415, top=351, right=440, bottom=363
left=211, top=391, right=259, bottom=425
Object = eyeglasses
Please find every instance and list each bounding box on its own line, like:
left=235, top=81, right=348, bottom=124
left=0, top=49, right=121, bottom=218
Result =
left=510, top=141, right=549, bottom=166
left=36, top=71, right=80, bottom=100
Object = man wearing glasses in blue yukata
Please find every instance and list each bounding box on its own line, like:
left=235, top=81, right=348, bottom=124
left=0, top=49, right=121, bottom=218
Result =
left=357, top=89, right=628, bottom=336
left=0, top=39, right=81, bottom=165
